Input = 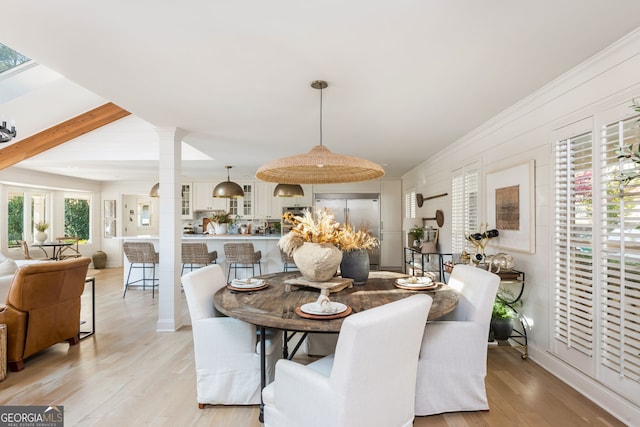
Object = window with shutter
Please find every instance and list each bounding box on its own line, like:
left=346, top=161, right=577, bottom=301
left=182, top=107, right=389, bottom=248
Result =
left=599, top=114, right=640, bottom=402
left=553, top=131, right=595, bottom=371
left=553, top=109, right=640, bottom=405
left=451, top=163, right=479, bottom=254
left=405, top=190, right=416, bottom=219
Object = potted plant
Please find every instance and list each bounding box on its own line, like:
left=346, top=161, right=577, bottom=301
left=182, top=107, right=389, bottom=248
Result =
left=408, top=225, right=424, bottom=248
left=34, top=221, right=49, bottom=244
left=209, top=211, right=233, bottom=235
left=490, top=299, right=516, bottom=341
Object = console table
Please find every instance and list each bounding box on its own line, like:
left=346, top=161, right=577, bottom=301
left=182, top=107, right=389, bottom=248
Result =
left=403, top=247, right=453, bottom=283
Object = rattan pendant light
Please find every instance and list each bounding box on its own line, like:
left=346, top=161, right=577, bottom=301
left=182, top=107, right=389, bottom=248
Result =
left=213, top=166, right=244, bottom=198
left=256, top=80, right=384, bottom=184
left=273, top=183, right=304, bottom=197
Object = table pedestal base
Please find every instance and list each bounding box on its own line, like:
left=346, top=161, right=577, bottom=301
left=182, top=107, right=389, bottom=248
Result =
left=284, top=277, right=353, bottom=296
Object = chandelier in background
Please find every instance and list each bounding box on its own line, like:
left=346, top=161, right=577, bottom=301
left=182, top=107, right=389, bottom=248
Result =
left=0, top=120, right=17, bottom=143
left=213, top=166, right=244, bottom=198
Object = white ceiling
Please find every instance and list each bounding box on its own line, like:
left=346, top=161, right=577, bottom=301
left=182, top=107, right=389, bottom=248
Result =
left=2, top=1, right=640, bottom=182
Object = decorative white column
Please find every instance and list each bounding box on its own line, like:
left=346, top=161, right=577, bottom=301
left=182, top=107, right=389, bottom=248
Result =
left=155, top=127, right=187, bottom=332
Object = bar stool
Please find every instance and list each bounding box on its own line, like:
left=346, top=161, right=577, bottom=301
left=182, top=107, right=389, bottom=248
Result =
left=123, top=241, right=159, bottom=298
left=181, top=242, right=217, bottom=275
left=280, top=249, right=297, bottom=272
left=224, top=242, right=262, bottom=282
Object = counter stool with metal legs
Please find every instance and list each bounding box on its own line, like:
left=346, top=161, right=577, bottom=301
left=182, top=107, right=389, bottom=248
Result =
left=224, top=242, right=262, bottom=282
left=181, top=242, right=217, bottom=275
left=280, top=249, right=297, bottom=272
left=123, top=241, right=159, bottom=298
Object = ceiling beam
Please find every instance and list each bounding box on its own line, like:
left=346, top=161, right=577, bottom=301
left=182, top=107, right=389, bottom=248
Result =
left=0, top=102, right=131, bottom=170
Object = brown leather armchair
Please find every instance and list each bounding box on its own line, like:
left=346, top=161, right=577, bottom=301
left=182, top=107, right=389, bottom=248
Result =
left=0, top=257, right=90, bottom=372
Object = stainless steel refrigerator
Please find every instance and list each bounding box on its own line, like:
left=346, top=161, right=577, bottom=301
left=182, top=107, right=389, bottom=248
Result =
left=314, top=193, right=381, bottom=267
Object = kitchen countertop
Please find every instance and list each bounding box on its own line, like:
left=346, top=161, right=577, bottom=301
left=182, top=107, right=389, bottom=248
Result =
left=121, top=234, right=280, bottom=240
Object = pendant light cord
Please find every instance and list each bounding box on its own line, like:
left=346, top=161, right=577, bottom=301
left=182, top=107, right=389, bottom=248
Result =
left=319, top=86, right=323, bottom=147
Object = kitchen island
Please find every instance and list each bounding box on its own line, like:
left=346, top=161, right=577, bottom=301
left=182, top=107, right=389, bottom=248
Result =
left=121, top=234, right=283, bottom=289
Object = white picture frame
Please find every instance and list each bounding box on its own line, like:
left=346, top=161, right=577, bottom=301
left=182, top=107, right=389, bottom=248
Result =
left=486, top=160, right=535, bottom=253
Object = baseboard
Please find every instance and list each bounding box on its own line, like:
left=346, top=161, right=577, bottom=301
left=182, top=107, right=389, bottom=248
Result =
left=527, top=345, right=640, bottom=425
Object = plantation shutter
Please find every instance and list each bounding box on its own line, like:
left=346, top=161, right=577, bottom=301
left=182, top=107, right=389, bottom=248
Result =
left=599, top=114, right=640, bottom=403
left=553, top=130, right=595, bottom=372
left=451, top=163, right=479, bottom=254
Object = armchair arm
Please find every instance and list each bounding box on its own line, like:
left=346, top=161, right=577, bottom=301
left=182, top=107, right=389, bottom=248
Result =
left=268, top=359, right=335, bottom=423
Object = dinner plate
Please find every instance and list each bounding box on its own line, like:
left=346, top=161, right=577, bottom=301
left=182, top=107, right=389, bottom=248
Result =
left=231, top=278, right=264, bottom=288
left=300, top=301, right=348, bottom=316
left=395, top=277, right=432, bottom=287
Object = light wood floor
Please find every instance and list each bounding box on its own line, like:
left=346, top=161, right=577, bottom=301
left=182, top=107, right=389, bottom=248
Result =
left=0, top=267, right=624, bottom=426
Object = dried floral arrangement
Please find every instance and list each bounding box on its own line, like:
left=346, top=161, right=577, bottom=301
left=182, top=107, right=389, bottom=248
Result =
left=278, top=208, right=379, bottom=255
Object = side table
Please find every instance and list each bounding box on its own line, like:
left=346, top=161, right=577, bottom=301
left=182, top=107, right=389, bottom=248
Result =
left=80, top=275, right=96, bottom=340
left=0, top=323, right=6, bottom=381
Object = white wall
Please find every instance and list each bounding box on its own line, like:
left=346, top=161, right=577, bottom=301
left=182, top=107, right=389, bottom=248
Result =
left=402, top=29, right=640, bottom=423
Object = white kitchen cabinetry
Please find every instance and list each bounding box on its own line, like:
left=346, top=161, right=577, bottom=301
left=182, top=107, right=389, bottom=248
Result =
left=230, top=182, right=254, bottom=219
left=287, top=184, right=313, bottom=208
left=181, top=182, right=193, bottom=219
left=194, top=182, right=228, bottom=212
left=255, top=182, right=282, bottom=219
left=380, top=180, right=403, bottom=268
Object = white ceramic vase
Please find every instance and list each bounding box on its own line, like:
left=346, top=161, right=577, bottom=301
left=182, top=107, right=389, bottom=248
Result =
left=35, top=231, right=48, bottom=244
left=293, top=242, right=342, bottom=282
left=213, top=223, right=228, bottom=235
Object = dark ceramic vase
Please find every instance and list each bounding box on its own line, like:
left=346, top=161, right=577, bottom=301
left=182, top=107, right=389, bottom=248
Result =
left=92, top=250, right=107, bottom=269
left=340, top=249, right=370, bottom=285
left=490, top=318, right=514, bottom=341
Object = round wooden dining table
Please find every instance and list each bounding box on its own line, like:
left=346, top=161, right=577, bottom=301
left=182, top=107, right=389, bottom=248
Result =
left=213, top=270, right=460, bottom=422
left=214, top=270, right=460, bottom=333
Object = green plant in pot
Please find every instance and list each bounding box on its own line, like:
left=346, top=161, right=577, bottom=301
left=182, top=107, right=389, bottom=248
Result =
left=408, top=225, right=424, bottom=248
left=490, top=299, right=516, bottom=341
left=209, top=211, right=233, bottom=235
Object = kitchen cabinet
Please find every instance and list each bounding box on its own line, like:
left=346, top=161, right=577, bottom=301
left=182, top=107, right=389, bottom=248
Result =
left=380, top=180, right=402, bottom=268
left=286, top=184, right=313, bottom=207
left=181, top=182, right=193, bottom=219
left=194, top=182, right=228, bottom=212
left=255, top=182, right=282, bottom=219
left=230, top=182, right=254, bottom=219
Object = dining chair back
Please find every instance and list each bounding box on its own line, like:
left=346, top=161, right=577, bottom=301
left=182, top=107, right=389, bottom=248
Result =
left=181, top=242, right=217, bottom=275
left=56, top=236, right=82, bottom=260
left=279, top=249, right=297, bottom=272
left=122, top=241, right=159, bottom=298
left=18, top=240, right=47, bottom=260
left=263, top=294, right=433, bottom=427
left=224, top=242, right=262, bottom=281
left=414, top=264, right=500, bottom=415
left=182, top=264, right=282, bottom=406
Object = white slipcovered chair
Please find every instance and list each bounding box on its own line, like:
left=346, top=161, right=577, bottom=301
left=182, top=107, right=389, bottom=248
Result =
left=263, top=294, right=433, bottom=427
left=414, top=264, right=500, bottom=416
left=182, top=264, right=283, bottom=407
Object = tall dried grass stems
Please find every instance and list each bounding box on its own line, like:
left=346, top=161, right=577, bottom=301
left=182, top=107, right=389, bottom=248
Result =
left=278, top=208, right=379, bottom=256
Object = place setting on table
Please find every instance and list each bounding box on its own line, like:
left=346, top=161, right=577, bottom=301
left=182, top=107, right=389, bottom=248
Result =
left=227, top=277, right=270, bottom=292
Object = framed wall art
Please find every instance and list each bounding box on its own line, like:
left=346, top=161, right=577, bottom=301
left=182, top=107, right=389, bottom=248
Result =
left=486, top=160, right=535, bottom=253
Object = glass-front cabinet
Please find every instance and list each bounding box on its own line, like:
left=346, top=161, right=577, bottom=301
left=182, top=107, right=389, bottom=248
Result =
left=181, top=183, right=193, bottom=219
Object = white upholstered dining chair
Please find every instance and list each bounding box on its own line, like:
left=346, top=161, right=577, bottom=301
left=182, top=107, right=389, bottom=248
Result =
left=414, top=264, right=500, bottom=416
left=182, top=264, right=283, bottom=407
left=263, top=294, right=433, bottom=427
